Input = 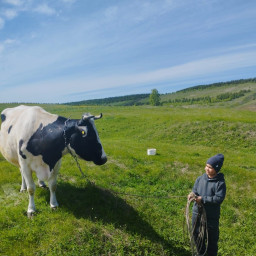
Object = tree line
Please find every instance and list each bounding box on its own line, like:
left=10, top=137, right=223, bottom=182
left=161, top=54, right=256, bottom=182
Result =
left=166, top=90, right=251, bottom=105
left=66, top=94, right=150, bottom=106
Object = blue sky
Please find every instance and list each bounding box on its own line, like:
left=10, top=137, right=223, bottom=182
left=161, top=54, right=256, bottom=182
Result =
left=0, top=0, right=256, bottom=103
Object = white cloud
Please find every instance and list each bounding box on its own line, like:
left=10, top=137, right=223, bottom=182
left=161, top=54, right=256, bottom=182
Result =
left=0, top=38, right=16, bottom=55
left=0, top=0, right=256, bottom=103
left=4, top=39, right=17, bottom=44
left=0, top=17, right=5, bottom=29
left=63, top=51, right=256, bottom=93
left=61, top=0, right=76, bottom=3
left=0, top=44, right=4, bottom=54
left=104, top=6, right=118, bottom=20
left=3, top=0, right=23, bottom=6
left=3, top=9, right=18, bottom=19
left=34, top=4, right=56, bottom=16
left=125, top=51, right=256, bottom=86
left=3, top=50, right=254, bottom=103
left=225, top=43, right=256, bottom=52
left=75, top=51, right=256, bottom=94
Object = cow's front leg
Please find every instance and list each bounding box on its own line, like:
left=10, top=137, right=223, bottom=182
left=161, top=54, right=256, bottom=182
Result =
left=48, top=162, right=60, bottom=209
left=48, top=176, right=58, bottom=209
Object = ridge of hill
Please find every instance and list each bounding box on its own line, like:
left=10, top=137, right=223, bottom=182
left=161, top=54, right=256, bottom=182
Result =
left=66, top=78, right=256, bottom=108
left=176, top=78, right=256, bottom=93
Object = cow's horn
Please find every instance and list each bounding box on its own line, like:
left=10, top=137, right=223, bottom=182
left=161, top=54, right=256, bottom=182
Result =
left=93, top=113, right=102, bottom=120
left=82, top=113, right=102, bottom=121
left=82, top=113, right=94, bottom=120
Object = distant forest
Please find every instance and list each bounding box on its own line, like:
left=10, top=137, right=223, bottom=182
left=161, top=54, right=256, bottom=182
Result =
left=166, top=89, right=251, bottom=105
left=66, top=94, right=150, bottom=106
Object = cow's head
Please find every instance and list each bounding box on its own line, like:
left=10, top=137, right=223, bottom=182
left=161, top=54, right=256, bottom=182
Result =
left=69, top=113, right=107, bottom=165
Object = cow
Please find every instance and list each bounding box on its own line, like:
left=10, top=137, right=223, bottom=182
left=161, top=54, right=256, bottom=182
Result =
left=0, top=105, right=107, bottom=216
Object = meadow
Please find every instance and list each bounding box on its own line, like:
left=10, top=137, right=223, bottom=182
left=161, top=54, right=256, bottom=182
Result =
left=0, top=104, right=255, bottom=255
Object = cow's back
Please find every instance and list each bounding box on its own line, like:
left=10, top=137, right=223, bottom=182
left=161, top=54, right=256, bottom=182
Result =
left=0, top=105, right=58, bottom=167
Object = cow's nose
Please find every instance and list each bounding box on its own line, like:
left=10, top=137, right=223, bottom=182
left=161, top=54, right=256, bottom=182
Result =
left=94, top=156, right=107, bottom=165
left=102, top=156, right=107, bottom=164
left=100, top=156, right=107, bottom=165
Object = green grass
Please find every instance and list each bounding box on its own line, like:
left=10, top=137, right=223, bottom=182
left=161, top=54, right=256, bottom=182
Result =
left=0, top=104, right=256, bottom=255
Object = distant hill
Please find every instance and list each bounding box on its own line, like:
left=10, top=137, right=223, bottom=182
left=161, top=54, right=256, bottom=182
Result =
left=161, top=78, right=256, bottom=109
left=65, top=78, right=256, bottom=108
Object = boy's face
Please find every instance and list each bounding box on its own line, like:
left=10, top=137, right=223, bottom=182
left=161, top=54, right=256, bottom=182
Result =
left=205, top=164, right=217, bottom=178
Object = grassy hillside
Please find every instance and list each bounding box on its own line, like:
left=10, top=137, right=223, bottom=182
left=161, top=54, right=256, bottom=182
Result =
left=0, top=104, right=256, bottom=255
left=161, top=78, right=256, bottom=108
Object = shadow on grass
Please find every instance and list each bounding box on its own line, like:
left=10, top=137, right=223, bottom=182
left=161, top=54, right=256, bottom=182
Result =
left=54, top=181, right=190, bottom=256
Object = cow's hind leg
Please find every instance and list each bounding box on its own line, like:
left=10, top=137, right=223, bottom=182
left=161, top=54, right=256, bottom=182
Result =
left=20, top=163, right=36, bottom=217
left=20, top=169, right=27, bottom=192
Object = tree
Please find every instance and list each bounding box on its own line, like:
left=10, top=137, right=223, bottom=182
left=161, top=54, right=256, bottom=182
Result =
left=150, top=89, right=161, bottom=106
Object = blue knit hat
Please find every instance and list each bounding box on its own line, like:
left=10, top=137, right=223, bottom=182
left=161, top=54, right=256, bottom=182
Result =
left=206, top=154, right=224, bottom=172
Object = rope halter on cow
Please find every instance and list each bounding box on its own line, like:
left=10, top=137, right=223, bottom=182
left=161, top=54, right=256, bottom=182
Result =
left=185, top=192, right=208, bottom=256
left=63, top=113, right=103, bottom=184
left=63, top=118, right=90, bottom=183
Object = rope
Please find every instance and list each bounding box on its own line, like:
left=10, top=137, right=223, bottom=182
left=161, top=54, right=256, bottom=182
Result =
left=109, top=190, right=187, bottom=199
left=63, top=120, right=209, bottom=255
left=63, top=119, right=188, bottom=200
left=63, top=118, right=91, bottom=184
left=66, top=149, right=211, bottom=256
left=185, top=193, right=208, bottom=256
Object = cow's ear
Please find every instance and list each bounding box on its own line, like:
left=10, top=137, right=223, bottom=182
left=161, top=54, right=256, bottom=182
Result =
left=76, top=126, right=88, bottom=137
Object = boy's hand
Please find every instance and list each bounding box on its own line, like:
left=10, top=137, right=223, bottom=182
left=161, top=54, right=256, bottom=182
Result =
left=188, top=192, right=202, bottom=204
left=188, top=192, right=196, bottom=200
left=195, top=196, right=202, bottom=204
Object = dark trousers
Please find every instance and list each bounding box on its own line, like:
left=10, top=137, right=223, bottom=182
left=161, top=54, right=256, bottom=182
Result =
left=192, top=214, right=219, bottom=256
left=206, top=223, right=219, bottom=256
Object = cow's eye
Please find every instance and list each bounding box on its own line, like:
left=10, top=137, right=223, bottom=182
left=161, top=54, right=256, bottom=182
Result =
left=77, top=126, right=88, bottom=137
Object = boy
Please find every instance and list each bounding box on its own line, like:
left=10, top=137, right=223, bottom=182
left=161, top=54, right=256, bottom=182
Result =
left=188, top=154, right=226, bottom=256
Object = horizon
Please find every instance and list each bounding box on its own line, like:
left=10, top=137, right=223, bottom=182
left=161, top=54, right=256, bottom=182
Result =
left=65, top=77, right=256, bottom=104
left=1, top=0, right=256, bottom=103
left=1, top=77, right=255, bottom=105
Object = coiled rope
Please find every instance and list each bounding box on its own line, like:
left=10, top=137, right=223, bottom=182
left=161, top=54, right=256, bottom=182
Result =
left=185, top=193, right=208, bottom=256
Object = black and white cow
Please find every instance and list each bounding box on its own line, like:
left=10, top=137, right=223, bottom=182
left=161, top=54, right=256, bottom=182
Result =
left=0, top=105, right=107, bottom=216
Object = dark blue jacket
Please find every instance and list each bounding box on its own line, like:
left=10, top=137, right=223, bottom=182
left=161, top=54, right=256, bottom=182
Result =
left=192, top=173, right=226, bottom=222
